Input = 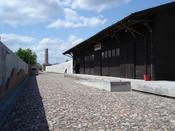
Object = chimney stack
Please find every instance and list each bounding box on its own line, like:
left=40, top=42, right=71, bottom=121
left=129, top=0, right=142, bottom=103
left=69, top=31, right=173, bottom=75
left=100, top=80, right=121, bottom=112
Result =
left=45, top=48, right=49, bottom=65
left=43, top=48, right=50, bottom=71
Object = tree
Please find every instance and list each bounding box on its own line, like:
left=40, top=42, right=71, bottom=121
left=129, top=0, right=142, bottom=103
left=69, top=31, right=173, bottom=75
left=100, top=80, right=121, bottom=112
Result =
left=16, top=48, right=37, bottom=65
left=36, top=63, right=42, bottom=71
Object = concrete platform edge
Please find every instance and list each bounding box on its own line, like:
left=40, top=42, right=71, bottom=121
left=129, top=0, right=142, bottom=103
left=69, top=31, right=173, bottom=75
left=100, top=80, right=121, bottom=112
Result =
left=64, top=73, right=175, bottom=98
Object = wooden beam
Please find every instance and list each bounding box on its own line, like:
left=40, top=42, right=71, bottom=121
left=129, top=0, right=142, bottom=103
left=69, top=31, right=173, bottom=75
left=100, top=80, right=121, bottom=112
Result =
left=113, top=34, right=121, bottom=44
left=120, top=22, right=137, bottom=38
left=74, top=18, right=152, bottom=50
left=127, top=26, right=145, bottom=37
left=75, top=48, right=91, bottom=55
left=65, top=54, right=72, bottom=58
left=127, top=19, right=152, bottom=23
left=144, top=22, right=152, bottom=32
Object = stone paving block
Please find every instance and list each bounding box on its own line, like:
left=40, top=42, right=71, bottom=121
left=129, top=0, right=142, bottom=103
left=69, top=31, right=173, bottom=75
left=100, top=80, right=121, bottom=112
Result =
left=2, top=73, right=175, bottom=130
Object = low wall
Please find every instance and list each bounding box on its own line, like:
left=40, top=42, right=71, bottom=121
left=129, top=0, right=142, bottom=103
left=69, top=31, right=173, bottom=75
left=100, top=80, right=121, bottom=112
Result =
left=46, top=60, right=73, bottom=74
left=0, top=42, right=28, bottom=100
left=65, top=74, right=175, bottom=98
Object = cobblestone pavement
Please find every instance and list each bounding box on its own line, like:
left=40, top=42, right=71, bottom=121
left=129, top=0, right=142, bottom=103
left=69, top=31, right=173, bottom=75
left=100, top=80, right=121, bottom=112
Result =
left=2, top=73, right=175, bottom=131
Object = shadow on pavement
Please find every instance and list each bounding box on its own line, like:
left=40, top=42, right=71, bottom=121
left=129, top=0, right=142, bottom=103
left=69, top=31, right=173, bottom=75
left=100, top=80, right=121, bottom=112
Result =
left=2, top=76, right=49, bottom=131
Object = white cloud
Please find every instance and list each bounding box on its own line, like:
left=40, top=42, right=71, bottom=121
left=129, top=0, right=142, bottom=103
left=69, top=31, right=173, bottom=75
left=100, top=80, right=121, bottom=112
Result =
left=36, top=38, right=65, bottom=51
left=1, top=33, right=83, bottom=64
left=48, top=8, right=106, bottom=29
left=0, top=0, right=63, bottom=26
left=0, top=0, right=131, bottom=26
left=1, top=33, right=34, bottom=43
left=68, top=34, right=83, bottom=45
left=1, top=33, right=36, bottom=51
left=62, top=0, right=131, bottom=12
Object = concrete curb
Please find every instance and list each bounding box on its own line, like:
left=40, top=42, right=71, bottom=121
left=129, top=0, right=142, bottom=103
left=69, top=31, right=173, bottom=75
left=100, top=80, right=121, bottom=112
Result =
left=65, top=74, right=175, bottom=98
left=0, top=77, right=29, bottom=129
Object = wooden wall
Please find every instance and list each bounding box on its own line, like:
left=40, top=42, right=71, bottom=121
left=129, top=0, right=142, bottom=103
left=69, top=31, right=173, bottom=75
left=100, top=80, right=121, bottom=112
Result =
left=73, top=28, right=151, bottom=79
left=153, top=6, right=175, bottom=80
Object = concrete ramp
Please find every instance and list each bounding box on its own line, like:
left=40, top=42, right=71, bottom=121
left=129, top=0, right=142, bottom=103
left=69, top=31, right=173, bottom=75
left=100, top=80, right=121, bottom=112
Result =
left=65, top=74, right=175, bottom=97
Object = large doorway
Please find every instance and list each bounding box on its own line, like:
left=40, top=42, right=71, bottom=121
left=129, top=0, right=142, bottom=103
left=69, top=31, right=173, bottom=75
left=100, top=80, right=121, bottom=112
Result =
left=94, top=50, right=102, bottom=76
left=120, top=40, right=135, bottom=79
left=135, top=38, right=146, bottom=79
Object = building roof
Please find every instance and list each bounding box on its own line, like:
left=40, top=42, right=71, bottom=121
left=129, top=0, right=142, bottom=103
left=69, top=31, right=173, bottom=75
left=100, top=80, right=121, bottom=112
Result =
left=63, top=1, right=175, bottom=55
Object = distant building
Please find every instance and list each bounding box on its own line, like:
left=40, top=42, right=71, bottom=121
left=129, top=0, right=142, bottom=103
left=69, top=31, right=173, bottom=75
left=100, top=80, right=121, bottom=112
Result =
left=63, top=2, right=175, bottom=80
left=46, top=60, right=73, bottom=74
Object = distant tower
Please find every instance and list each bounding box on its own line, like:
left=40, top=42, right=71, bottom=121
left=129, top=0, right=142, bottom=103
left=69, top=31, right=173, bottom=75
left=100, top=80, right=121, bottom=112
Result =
left=43, top=48, right=50, bottom=71
left=45, top=48, right=49, bottom=65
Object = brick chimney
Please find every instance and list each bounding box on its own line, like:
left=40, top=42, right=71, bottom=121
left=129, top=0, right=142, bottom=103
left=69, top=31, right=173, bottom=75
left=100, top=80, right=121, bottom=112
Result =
left=43, top=48, right=50, bottom=70
left=45, top=48, right=49, bottom=65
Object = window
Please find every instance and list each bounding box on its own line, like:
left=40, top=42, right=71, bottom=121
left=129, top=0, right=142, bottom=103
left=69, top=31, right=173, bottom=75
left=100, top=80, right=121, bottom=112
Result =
left=108, top=50, right=111, bottom=58
left=112, top=49, right=115, bottom=57
left=116, top=48, right=120, bottom=56
left=87, top=54, right=94, bottom=61
left=92, top=54, right=94, bottom=60
left=101, top=52, right=104, bottom=58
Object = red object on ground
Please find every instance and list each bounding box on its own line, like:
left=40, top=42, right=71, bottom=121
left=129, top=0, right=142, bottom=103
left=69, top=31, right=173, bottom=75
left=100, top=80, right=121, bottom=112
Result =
left=144, top=74, right=151, bottom=81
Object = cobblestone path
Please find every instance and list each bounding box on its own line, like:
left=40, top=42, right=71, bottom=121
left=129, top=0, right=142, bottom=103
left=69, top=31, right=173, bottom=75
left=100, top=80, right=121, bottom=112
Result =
left=2, top=73, right=175, bottom=131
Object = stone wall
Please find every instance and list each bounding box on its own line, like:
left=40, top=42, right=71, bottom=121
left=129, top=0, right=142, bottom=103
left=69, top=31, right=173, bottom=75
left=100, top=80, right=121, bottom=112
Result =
left=0, top=42, right=28, bottom=100
left=0, top=43, right=6, bottom=86
left=46, top=60, right=73, bottom=74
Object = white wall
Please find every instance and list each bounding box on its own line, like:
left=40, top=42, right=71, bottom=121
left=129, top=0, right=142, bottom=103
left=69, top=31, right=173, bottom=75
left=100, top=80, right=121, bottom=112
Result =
left=46, top=60, right=73, bottom=74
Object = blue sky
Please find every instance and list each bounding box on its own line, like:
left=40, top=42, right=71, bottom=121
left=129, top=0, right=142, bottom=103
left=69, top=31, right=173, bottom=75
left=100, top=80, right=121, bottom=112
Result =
left=0, top=0, right=174, bottom=64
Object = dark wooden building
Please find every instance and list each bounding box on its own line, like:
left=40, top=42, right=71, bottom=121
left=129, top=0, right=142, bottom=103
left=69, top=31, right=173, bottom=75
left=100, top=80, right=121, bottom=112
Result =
left=63, top=2, right=175, bottom=80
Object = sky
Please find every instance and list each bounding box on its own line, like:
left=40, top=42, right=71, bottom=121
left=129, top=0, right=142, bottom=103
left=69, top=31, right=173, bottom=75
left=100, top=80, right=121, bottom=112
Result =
left=0, top=0, right=174, bottom=64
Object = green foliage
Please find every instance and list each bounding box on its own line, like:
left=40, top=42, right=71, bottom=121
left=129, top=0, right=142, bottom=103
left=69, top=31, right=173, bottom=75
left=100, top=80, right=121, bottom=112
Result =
left=36, top=63, right=42, bottom=71
left=16, top=48, right=37, bottom=65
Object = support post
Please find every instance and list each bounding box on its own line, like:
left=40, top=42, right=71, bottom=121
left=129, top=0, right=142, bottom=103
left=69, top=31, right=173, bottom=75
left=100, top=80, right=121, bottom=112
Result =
left=144, top=22, right=154, bottom=80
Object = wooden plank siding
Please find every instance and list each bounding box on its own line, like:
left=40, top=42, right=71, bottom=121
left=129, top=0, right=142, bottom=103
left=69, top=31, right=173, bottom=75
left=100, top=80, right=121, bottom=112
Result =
left=74, top=32, right=151, bottom=79
left=153, top=6, right=175, bottom=80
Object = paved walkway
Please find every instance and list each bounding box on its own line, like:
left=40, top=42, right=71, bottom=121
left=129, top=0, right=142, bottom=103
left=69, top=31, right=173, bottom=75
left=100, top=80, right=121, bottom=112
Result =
left=2, top=73, right=175, bottom=130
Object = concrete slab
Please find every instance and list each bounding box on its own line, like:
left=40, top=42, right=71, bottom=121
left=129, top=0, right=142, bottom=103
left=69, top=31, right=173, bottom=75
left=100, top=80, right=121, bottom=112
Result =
left=65, top=74, right=131, bottom=92
left=65, top=74, right=175, bottom=98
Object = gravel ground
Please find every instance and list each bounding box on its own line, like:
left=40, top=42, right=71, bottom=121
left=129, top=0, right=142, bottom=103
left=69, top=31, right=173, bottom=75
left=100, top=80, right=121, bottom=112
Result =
left=2, top=73, right=175, bottom=131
